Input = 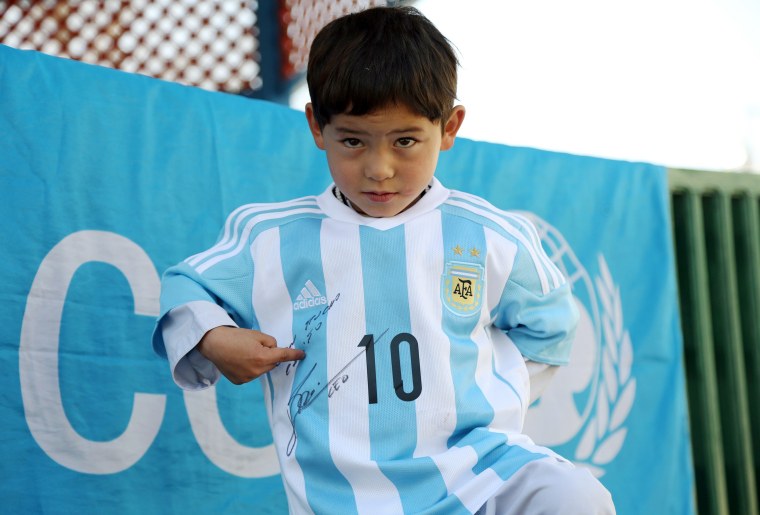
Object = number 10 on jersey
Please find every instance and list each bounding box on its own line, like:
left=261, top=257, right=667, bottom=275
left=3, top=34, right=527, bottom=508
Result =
left=358, top=333, right=422, bottom=404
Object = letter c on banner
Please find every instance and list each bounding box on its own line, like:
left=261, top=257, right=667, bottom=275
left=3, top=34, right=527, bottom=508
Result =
left=184, top=387, right=279, bottom=478
left=19, top=230, right=166, bottom=474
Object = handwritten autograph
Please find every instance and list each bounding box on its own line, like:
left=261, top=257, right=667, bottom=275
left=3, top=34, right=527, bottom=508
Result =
left=284, top=293, right=340, bottom=376
left=285, top=328, right=389, bottom=456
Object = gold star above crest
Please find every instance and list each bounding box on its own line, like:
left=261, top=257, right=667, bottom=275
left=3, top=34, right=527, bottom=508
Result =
left=453, top=245, right=463, bottom=255
left=470, top=247, right=480, bottom=257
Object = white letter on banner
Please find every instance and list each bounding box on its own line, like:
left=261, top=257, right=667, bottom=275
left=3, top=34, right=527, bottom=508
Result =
left=19, top=230, right=166, bottom=474
left=184, top=388, right=279, bottom=477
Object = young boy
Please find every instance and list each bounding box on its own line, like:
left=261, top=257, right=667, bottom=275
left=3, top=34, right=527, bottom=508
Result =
left=153, top=6, right=615, bottom=514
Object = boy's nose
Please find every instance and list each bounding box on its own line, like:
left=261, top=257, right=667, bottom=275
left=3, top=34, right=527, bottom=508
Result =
left=364, top=153, right=395, bottom=181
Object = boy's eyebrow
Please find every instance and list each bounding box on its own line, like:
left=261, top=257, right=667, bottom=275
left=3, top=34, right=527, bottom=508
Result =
left=332, top=126, right=368, bottom=135
left=332, top=125, right=427, bottom=135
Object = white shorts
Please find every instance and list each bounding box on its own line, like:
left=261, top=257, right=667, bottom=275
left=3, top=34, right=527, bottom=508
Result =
left=476, top=456, right=616, bottom=515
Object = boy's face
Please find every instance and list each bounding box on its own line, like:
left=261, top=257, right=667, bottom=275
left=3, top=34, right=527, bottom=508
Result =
left=306, top=103, right=465, bottom=218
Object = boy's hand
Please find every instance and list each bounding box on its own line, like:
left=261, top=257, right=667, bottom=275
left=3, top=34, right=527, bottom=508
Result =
left=197, top=326, right=305, bottom=385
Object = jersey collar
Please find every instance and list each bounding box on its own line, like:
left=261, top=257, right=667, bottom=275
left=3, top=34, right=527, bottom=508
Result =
left=316, top=177, right=450, bottom=230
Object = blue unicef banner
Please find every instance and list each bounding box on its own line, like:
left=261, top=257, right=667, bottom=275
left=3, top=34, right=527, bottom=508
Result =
left=1, top=45, right=694, bottom=514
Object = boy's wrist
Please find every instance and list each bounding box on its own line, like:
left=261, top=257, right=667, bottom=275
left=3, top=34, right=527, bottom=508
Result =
left=196, top=325, right=233, bottom=362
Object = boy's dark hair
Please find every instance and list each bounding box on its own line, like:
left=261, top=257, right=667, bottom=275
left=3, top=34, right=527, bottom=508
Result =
left=306, top=6, right=458, bottom=129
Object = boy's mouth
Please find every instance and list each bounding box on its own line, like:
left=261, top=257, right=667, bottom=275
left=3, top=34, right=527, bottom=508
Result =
left=364, top=191, right=395, bottom=203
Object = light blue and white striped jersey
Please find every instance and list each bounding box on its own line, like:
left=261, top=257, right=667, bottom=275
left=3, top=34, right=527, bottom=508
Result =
left=153, top=178, right=578, bottom=514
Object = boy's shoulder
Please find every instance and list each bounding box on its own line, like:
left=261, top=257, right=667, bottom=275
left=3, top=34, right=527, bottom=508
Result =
left=441, top=186, right=542, bottom=245
left=220, top=193, right=327, bottom=237
left=235, top=194, right=320, bottom=209
left=442, top=186, right=529, bottom=223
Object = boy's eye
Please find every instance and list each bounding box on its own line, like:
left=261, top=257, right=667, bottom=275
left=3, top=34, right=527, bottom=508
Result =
left=395, top=137, right=417, bottom=148
left=342, top=138, right=363, bottom=148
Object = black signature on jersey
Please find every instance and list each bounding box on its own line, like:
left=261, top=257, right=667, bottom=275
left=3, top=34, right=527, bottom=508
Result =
left=284, top=293, right=341, bottom=376
left=285, top=328, right=389, bottom=456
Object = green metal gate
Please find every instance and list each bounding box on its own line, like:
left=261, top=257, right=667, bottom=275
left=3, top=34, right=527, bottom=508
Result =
left=670, top=168, right=760, bottom=515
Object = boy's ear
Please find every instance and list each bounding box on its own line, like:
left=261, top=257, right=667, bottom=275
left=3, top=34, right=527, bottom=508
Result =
left=305, top=103, right=326, bottom=150
left=440, top=105, right=466, bottom=151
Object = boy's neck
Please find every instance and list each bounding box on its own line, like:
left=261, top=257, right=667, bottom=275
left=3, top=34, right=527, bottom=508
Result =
left=332, top=184, right=433, bottom=218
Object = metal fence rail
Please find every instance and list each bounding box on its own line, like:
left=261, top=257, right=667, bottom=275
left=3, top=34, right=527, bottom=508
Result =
left=670, top=168, right=760, bottom=515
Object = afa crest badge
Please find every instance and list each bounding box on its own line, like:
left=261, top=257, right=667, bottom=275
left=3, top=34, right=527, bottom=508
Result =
left=442, top=261, right=483, bottom=316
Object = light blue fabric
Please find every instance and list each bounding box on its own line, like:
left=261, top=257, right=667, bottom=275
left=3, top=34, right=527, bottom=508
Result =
left=0, top=45, right=694, bottom=514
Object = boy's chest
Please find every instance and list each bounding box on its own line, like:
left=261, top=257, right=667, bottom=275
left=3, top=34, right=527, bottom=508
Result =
left=250, top=220, right=493, bottom=334
left=251, top=217, right=529, bottom=448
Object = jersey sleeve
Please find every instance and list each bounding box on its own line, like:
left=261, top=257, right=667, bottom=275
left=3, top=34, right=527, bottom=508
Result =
left=493, top=219, right=579, bottom=365
left=151, top=213, right=259, bottom=364
left=160, top=301, right=237, bottom=390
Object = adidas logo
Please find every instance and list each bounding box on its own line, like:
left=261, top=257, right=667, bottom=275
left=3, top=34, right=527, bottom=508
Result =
left=293, top=280, right=328, bottom=311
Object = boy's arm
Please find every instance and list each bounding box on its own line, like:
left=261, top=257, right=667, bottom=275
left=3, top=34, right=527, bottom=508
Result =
left=525, top=359, right=559, bottom=404
left=153, top=203, right=306, bottom=389
left=494, top=217, right=579, bottom=366
left=161, top=301, right=305, bottom=389
left=196, top=325, right=304, bottom=385
left=160, top=301, right=233, bottom=389
left=499, top=279, right=578, bottom=365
